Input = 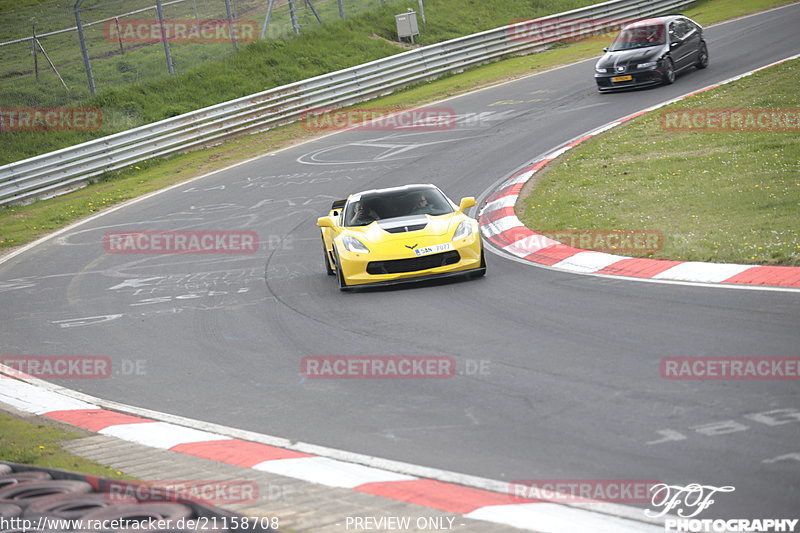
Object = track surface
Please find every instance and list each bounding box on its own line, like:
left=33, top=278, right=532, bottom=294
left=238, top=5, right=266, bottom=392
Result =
left=3, top=5, right=800, bottom=521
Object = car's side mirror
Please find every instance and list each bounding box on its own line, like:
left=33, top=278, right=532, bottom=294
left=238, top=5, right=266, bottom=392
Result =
left=458, top=197, right=476, bottom=211
left=317, top=216, right=334, bottom=228
left=603, top=47, right=608, bottom=52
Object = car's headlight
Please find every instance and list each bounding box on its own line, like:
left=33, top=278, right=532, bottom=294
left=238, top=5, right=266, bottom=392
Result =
left=453, top=220, right=473, bottom=241
left=342, top=235, right=369, bottom=253
left=636, top=61, right=657, bottom=69
left=595, top=67, right=607, bottom=73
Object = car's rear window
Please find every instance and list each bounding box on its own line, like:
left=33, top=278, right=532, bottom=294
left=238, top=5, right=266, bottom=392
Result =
left=609, top=24, right=665, bottom=51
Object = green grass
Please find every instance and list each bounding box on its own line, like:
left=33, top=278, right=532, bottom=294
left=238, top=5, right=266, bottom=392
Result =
left=517, top=59, right=800, bottom=266
left=0, top=411, right=132, bottom=478
left=1, top=0, right=795, bottom=253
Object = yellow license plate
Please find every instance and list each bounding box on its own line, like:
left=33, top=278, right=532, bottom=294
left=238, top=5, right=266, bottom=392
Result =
left=611, top=75, right=633, bottom=82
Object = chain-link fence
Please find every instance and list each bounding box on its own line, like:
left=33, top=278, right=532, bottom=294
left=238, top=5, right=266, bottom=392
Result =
left=0, top=0, right=409, bottom=103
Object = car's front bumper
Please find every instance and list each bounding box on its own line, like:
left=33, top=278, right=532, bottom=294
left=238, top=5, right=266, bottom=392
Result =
left=595, top=67, right=666, bottom=91
left=337, top=233, right=483, bottom=287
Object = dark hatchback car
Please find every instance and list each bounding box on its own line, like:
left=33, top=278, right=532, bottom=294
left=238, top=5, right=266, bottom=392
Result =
left=595, top=15, right=708, bottom=91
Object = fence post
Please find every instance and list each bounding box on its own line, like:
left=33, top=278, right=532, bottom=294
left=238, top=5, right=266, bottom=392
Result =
left=261, top=0, right=276, bottom=39
left=114, top=17, right=124, bottom=54
left=288, top=0, right=300, bottom=34
left=305, top=0, right=323, bottom=24
left=73, top=0, right=96, bottom=95
left=32, top=26, right=39, bottom=81
left=155, top=0, right=175, bottom=75
left=337, top=0, right=344, bottom=19
left=225, top=0, right=238, bottom=50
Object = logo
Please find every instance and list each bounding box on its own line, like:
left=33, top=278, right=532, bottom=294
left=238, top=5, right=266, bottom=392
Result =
left=301, top=356, right=457, bottom=379
left=103, top=19, right=258, bottom=44
left=510, top=479, right=660, bottom=504
left=104, top=230, right=259, bottom=254
left=661, top=357, right=800, bottom=380
left=0, top=108, right=103, bottom=132
left=405, top=243, right=418, bottom=250
left=660, top=108, right=800, bottom=132
left=302, top=107, right=457, bottom=131
left=646, top=483, right=734, bottom=518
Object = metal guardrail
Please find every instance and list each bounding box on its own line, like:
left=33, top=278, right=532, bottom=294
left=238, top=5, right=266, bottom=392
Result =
left=0, top=0, right=694, bottom=206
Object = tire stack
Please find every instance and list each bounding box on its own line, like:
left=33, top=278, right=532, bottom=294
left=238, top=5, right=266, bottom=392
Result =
left=0, top=463, right=278, bottom=533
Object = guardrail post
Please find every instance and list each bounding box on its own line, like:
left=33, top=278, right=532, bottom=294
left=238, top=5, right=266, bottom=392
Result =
left=74, top=0, right=96, bottom=95
left=155, top=0, right=175, bottom=75
left=337, top=0, right=344, bottom=19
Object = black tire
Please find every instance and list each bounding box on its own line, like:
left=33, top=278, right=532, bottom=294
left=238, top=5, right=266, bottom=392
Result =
left=333, top=248, right=349, bottom=291
left=0, top=472, right=51, bottom=490
left=81, top=503, right=193, bottom=525
left=322, top=237, right=334, bottom=276
left=0, top=480, right=92, bottom=504
left=696, top=42, right=709, bottom=69
left=662, top=58, right=675, bottom=85
left=24, top=492, right=137, bottom=520
left=0, top=503, right=22, bottom=518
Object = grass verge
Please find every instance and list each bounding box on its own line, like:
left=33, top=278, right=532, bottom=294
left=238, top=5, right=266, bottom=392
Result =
left=0, top=410, right=130, bottom=478
left=517, top=58, right=800, bottom=266
left=0, top=0, right=795, bottom=254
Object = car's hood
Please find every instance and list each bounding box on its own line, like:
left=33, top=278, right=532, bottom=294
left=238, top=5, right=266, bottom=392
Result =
left=597, top=46, right=664, bottom=68
left=347, top=214, right=460, bottom=243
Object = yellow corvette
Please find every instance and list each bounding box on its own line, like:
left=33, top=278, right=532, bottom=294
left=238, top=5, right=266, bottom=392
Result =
left=317, top=184, right=485, bottom=290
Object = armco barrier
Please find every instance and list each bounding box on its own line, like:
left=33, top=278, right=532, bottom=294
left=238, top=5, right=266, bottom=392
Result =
left=0, top=0, right=693, bottom=206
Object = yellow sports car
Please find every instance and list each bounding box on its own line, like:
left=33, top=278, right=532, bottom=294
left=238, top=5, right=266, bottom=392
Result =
left=317, top=184, right=485, bottom=290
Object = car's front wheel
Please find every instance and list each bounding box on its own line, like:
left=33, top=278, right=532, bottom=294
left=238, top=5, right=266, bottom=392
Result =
left=696, top=42, right=709, bottom=69
left=662, top=58, right=676, bottom=85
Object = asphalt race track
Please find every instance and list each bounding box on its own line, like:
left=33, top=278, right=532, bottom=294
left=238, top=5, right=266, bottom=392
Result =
left=2, top=4, right=799, bottom=522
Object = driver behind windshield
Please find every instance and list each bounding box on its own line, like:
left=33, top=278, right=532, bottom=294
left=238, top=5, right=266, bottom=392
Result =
left=409, top=192, right=432, bottom=214
left=349, top=201, right=380, bottom=226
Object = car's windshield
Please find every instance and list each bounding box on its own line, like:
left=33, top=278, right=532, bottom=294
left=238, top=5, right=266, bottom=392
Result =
left=609, top=24, right=665, bottom=51
left=344, top=188, right=453, bottom=227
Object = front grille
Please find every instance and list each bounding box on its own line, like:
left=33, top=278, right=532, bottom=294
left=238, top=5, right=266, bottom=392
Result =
left=367, top=251, right=460, bottom=275
left=383, top=224, right=427, bottom=234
